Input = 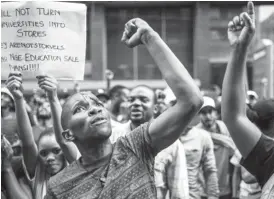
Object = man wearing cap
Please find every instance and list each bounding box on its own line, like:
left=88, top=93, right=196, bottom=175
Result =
left=197, top=96, right=236, bottom=199
left=247, top=90, right=258, bottom=107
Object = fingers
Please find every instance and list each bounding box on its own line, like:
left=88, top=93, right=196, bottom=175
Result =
left=6, top=75, right=22, bottom=84
left=240, top=12, right=253, bottom=28
left=121, top=21, right=137, bottom=44
left=39, top=85, right=53, bottom=91
left=232, top=16, right=244, bottom=31
left=8, top=72, right=22, bottom=78
left=38, top=80, right=56, bottom=87
left=6, top=80, right=21, bottom=91
left=228, top=21, right=235, bottom=31
left=121, top=31, right=128, bottom=43
left=247, top=1, right=255, bottom=22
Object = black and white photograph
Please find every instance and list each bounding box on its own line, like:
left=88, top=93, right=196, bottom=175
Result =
left=1, top=1, right=274, bottom=199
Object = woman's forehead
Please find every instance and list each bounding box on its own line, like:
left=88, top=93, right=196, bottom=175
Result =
left=66, top=92, right=98, bottom=107
left=38, top=135, right=59, bottom=149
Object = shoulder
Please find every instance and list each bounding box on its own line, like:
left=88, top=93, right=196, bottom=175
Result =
left=48, top=161, right=79, bottom=188
left=216, top=120, right=230, bottom=135
left=192, top=127, right=212, bottom=140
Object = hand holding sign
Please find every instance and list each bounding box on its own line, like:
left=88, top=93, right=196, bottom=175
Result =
left=227, top=1, right=255, bottom=47
left=6, top=72, right=24, bottom=100
left=37, top=75, right=58, bottom=100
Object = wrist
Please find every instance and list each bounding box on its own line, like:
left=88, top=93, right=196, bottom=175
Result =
left=48, top=93, right=58, bottom=102
left=141, top=29, right=160, bottom=46
left=14, top=97, right=24, bottom=103
left=2, top=162, right=12, bottom=172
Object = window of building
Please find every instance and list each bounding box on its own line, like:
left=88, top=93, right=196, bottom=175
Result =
left=105, top=6, right=193, bottom=80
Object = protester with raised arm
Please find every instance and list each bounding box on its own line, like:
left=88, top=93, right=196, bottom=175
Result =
left=37, top=75, right=80, bottom=163
left=222, top=2, right=274, bottom=198
left=6, top=72, right=68, bottom=199
left=44, top=18, right=203, bottom=199
left=1, top=135, right=33, bottom=199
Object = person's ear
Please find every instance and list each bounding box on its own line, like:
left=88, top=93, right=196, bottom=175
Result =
left=62, top=130, right=75, bottom=141
left=154, top=105, right=159, bottom=116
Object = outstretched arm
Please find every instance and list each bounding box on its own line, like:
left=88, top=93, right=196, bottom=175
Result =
left=6, top=72, right=38, bottom=177
left=122, top=19, right=203, bottom=152
left=37, top=75, right=79, bottom=163
left=221, top=1, right=261, bottom=158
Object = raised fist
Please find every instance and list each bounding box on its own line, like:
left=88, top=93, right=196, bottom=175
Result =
left=121, top=18, right=156, bottom=48
left=5, top=72, right=24, bottom=100
left=227, top=1, right=255, bottom=47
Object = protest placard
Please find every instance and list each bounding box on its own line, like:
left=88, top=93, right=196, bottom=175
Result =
left=1, top=1, right=87, bottom=80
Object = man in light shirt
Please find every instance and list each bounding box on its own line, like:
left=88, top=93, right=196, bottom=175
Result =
left=111, top=85, right=189, bottom=199
left=180, top=127, right=219, bottom=199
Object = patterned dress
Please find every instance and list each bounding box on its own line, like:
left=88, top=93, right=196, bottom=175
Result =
left=45, top=122, right=157, bottom=199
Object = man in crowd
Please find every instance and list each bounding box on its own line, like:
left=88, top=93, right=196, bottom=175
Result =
left=180, top=126, right=219, bottom=199
left=196, top=96, right=235, bottom=199
left=44, top=18, right=203, bottom=199
left=108, top=85, right=130, bottom=123
left=247, top=90, right=258, bottom=107
left=111, top=85, right=189, bottom=199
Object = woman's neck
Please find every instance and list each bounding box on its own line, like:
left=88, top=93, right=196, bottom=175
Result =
left=77, top=139, right=113, bottom=166
left=39, top=118, right=52, bottom=128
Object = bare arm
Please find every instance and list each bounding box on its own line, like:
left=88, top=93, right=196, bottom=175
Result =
left=221, top=2, right=261, bottom=158
left=2, top=136, right=32, bottom=199
left=38, top=76, right=79, bottom=163
left=122, top=18, right=203, bottom=152
left=3, top=168, right=31, bottom=199
left=6, top=73, right=38, bottom=177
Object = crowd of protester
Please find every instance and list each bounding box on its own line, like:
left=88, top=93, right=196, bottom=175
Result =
left=1, top=2, right=274, bottom=199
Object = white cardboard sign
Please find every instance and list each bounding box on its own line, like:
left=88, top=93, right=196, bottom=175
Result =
left=1, top=1, right=87, bottom=80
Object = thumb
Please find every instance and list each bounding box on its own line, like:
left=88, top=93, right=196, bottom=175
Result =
left=241, top=12, right=253, bottom=28
left=127, top=29, right=143, bottom=48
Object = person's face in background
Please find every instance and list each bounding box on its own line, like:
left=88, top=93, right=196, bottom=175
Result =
left=113, top=88, right=130, bottom=111
left=10, top=140, right=24, bottom=177
left=128, top=87, right=155, bottom=124
left=38, top=134, right=65, bottom=176
left=37, top=101, right=51, bottom=120
left=199, top=106, right=217, bottom=129
left=1, top=93, right=13, bottom=109
left=154, top=101, right=168, bottom=118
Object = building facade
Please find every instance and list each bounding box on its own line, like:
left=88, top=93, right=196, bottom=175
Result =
left=3, top=1, right=272, bottom=94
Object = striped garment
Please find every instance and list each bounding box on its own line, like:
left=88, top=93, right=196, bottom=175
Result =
left=45, top=122, right=157, bottom=199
